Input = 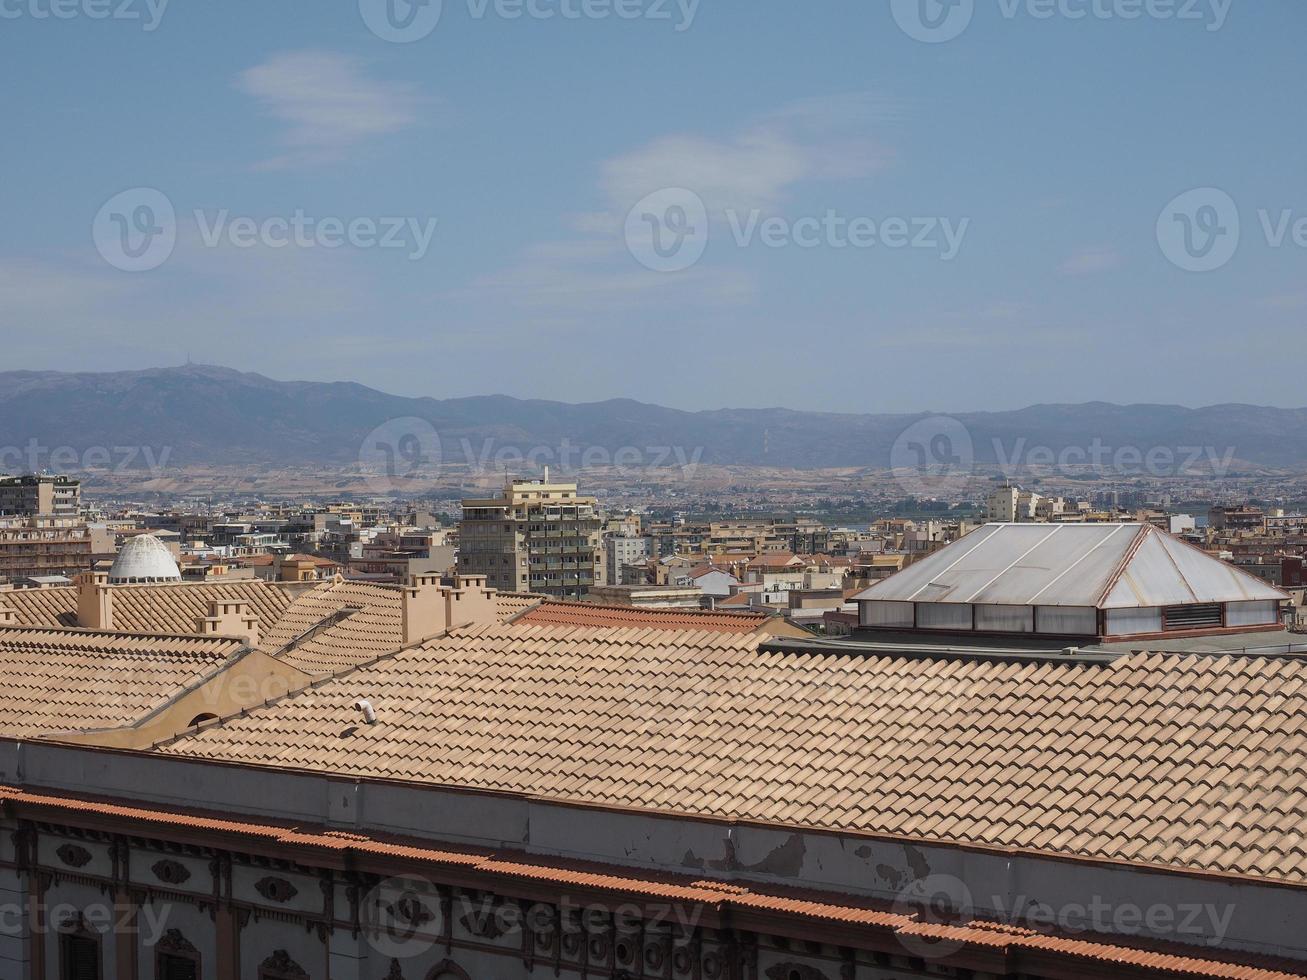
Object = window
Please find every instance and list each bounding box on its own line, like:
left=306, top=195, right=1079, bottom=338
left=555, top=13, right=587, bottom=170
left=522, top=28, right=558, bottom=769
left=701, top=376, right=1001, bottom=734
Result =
left=60, top=933, right=100, bottom=980
left=158, top=953, right=198, bottom=980
left=155, top=929, right=200, bottom=980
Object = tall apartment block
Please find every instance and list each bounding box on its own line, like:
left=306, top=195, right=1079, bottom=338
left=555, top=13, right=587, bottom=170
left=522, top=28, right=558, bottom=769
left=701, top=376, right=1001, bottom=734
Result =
left=0, top=474, right=81, bottom=517
left=458, top=472, right=602, bottom=598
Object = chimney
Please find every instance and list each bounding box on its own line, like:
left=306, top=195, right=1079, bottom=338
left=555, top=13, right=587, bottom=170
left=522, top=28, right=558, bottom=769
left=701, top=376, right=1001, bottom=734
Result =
left=401, top=573, right=500, bottom=644
left=0, top=603, right=15, bottom=628
left=195, top=599, right=260, bottom=647
left=444, top=574, right=498, bottom=629
left=401, top=573, right=446, bottom=645
left=76, top=571, right=113, bottom=630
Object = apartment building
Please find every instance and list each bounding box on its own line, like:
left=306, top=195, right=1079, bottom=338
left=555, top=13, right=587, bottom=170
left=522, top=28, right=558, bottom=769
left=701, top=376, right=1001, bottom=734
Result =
left=0, top=515, right=93, bottom=583
left=458, top=472, right=601, bottom=598
left=0, top=474, right=80, bottom=517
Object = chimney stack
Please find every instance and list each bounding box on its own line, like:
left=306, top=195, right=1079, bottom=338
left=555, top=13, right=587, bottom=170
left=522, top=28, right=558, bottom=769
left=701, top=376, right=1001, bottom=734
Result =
left=195, top=599, right=260, bottom=647
left=75, top=571, right=113, bottom=630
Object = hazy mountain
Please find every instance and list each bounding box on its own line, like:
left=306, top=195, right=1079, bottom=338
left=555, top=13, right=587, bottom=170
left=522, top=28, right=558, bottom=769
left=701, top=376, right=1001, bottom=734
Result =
left=1, top=365, right=1305, bottom=474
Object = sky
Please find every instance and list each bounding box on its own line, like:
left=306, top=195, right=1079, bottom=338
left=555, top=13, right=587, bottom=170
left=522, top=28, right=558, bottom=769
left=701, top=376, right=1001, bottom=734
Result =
left=0, top=0, right=1303, bottom=413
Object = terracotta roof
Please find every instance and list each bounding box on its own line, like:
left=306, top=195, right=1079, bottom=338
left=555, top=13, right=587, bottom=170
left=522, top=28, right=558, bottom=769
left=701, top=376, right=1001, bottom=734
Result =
left=747, top=552, right=803, bottom=569
left=0, top=586, right=78, bottom=627
left=257, top=578, right=403, bottom=674
left=108, top=580, right=292, bottom=635
left=156, top=623, right=1307, bottom=885
left=495, top=591, right=545, bottom=621
left=0, top=627, right=240, bottom=738
left=2, top=783, right=1305, bottom=980
left=513, top=600, right=772, bottom=633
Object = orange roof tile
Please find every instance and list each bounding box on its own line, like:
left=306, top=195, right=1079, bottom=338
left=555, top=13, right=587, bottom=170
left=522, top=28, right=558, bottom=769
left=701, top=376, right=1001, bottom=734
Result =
left=0, top=627, right=240, bottom=738
left=514, top=599, right=771, bottom=633
left=257, top=579, right=403, bottom=674
left=107, top=580, right=292, bottom=635
left=155, top=625, right=1307, bottom=886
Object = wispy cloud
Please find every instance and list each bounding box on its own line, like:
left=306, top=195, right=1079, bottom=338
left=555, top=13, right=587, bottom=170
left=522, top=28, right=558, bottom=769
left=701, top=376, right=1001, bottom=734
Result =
left=601, top=92, right=897, bottom=214
left=473, top=92, right=898, bottom=313
left=1059, top=246, right=1121, bottom=276
left=236, top=51, right=424, bottom=169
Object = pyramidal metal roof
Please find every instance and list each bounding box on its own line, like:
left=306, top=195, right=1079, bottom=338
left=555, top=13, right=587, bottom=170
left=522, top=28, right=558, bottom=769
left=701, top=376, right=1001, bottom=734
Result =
left=854, top=523, right=1288, bottom=609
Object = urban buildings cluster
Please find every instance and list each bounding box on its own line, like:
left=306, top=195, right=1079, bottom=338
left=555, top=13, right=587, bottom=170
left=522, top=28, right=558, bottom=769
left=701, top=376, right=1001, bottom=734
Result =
left=0, top=464, right=1306, bottom=978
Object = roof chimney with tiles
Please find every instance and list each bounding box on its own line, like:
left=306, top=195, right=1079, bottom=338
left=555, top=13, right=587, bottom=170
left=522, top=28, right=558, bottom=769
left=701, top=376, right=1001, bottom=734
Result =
left=401, top=573, right=446, bottom=645
left=0, top=603, right=15, bottom=627
left=195, top=599, right=260, bottom=647
left=444, top=574, right=498, bottom=629
left=75, top=571, right=113, bottom=631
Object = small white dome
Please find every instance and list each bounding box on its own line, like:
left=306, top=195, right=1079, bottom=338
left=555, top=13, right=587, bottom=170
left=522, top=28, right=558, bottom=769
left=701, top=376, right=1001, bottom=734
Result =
left=108, top=534, right=182, bottom=584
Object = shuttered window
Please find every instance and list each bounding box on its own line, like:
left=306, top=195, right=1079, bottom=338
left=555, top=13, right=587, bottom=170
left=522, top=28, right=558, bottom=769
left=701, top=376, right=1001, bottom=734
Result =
left=158, top=953, right=198, bottom=980
left=60, top=934, right=99, bottom=980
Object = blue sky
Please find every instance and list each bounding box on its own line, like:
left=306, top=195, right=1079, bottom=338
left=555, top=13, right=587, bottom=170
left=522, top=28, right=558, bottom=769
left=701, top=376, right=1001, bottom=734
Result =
left=1, top=0, right=1303, bottom=412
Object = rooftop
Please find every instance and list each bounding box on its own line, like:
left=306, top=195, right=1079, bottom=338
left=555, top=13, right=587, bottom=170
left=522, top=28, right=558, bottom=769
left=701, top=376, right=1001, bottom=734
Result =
left=856, top=522, right=1287, bottom=609
left=154, top=620, right=1307, bottom=886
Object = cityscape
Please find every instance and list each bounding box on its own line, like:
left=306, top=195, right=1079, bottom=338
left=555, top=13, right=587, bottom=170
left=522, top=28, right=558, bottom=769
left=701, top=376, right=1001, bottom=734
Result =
left=3, top=2, right=1307, bottom=979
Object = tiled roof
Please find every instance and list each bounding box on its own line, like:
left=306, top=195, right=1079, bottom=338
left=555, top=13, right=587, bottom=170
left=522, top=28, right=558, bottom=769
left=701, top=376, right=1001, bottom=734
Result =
left=108, top=580, right=292, bottom=635
left=514, top=600, right=772, bottom=633
left=0, top=627, right=240, bottom=738
left=158, top=623, right=1307, bottom=884
left=257, top=579, right=403, bottom=674
left=6, top=784, right=1306, bottom=979
left=0, top=586, right=78, bottom=627
left=495, top=591, right=545, bottom=621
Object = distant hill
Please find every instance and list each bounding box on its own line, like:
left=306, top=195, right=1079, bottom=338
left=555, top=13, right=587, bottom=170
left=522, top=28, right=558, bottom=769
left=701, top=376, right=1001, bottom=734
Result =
left=1, top=365, right=1305, bottom=473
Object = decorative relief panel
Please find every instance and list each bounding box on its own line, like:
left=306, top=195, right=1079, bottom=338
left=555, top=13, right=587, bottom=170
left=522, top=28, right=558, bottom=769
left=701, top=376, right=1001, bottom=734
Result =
left=151, top=858, right=191, bottom=886
left=254, top=876, right=299, bottom=903
left=55, top=844, right=92, bottom=869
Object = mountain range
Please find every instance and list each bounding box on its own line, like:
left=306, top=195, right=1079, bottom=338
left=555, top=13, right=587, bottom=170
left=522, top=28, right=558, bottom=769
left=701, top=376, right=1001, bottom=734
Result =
left=1, top=365, right=1305, bottom=474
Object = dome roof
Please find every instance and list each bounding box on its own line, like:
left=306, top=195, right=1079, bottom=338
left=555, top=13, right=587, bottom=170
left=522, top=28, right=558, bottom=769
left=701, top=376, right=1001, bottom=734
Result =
left=108, top=534, right=182, bottom=584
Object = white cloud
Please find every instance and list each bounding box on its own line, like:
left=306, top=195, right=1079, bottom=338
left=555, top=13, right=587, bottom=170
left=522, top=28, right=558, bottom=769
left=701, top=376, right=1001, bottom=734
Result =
left=1059, top=247, right=1121, bottom=276
left=601, top=92, right=896, bottom=214
left=236, top=51, right=424, bottom=169
left=473, top=92, right=897, bottom=314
